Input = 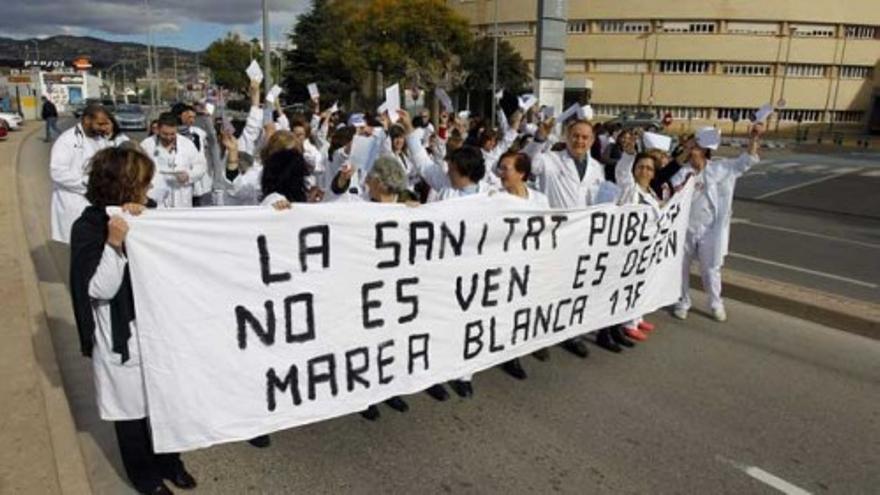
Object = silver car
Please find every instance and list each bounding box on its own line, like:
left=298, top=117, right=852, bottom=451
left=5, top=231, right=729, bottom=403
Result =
left=114, top=104, right=147, bottom=131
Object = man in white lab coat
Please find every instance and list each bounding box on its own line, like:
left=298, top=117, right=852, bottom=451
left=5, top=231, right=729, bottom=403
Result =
left=176, top=103, right=214, bottom=206
left=50, top=104, right=115, bottom=243
left=523, top=118, right=607, bottom=358
left=140, top=112, right=207, bottom=209
left=671, top=124, right=764, bottom=322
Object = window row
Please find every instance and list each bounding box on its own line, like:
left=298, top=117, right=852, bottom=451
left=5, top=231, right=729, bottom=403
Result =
left=584, top=61, right=872, bottom=79
left=592, top=105, right=865, bottom=123
left=658, top=61, right=710, bottom=74
left=559, top=20, right=880, bottom=38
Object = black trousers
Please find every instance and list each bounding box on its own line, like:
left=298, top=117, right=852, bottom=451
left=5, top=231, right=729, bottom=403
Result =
left=114, top=418, right=183, bottom=492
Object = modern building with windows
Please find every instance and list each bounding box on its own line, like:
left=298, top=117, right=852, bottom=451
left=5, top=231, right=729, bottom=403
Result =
left=449, top=0, right=880, bottom=134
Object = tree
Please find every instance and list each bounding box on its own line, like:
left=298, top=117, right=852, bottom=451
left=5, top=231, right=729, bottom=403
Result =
left=203, top=33, right=257, bottom=94
left=283, top=0, right=356, bottom=105
left=281, top=0, right=472, bottom=109
left=460, top=36, right=531, bottom=95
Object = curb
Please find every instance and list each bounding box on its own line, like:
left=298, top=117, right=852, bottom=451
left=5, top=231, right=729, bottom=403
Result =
left=7, top=123, right=92, bottom=494
left=692, top=269, right=879, bottom=340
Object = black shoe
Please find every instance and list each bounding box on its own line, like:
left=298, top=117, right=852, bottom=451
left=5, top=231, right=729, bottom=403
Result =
left=561, top=337, right=590, bottom=358
left=531, top=348, right=550, bottom=361
left=140, top=483, right=173, bottom=495
left=425, top=384, right=450, bottom=402
left=164, top=468, right=197, bottom=490
left=501, top=359, right=528, bottom=380
left=360, top=405, right=380, bottom=421
left=448, top=379, right=474, bottom=398
left=595, top=328, right=622, bottom=353
left=384, top=396, right=409, bottom=412
left=609, top=325, right=635, bottom=348
left=247, top=435, right=271, bottom=448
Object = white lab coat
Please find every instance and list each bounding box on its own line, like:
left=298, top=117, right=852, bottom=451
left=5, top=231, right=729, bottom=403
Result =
left=89, top=244, right=147, bottom=420
left=219, top=163, right=263, bottom=206
left=499, top=188, right=551, bottom=208
left=671, top=152, right=759, bottom=310
left=615, top=152, right=663, bottom=215
left=141, top=134, right=207, bottom=209
left=524, top=141, right=606, bottom=208
left=50, top=124, right=112, bottom=243
left=406, top=133, right=499, bottom=201
left=182, top=126, right=213, bottom=197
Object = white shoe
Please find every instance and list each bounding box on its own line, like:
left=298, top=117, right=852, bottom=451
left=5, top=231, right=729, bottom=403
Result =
left=711, top=307, right=727, bottom=322
left=672, top=307, right=688, bottom=320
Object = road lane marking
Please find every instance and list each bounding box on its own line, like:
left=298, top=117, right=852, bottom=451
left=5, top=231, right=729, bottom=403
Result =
left=754, top=168, right=861, bottom=200
left=727, top=252, right=878, bottom=289
left=731, top=218, right=880, bottom=249
left=795, top=164, right=828, bottom=173
left=716, top=455, right=813, bottom=495
left=860, top=169, right=880, bottom=178
left=769, top=162, right=801, bottom=170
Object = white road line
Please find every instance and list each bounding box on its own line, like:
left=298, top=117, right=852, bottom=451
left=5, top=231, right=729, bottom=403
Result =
left=731, top=218, right=880, bottom=249
left=769, top=162, right=801, bottom=170
left=860, top=169, right=880, bottom=178
left=727, top=252, right=878, bottom=288
left=754, top=169, right=860, bottom=200
left=716, top=455, right=813, bottom=495
left=796, top=164, right=829, bottom=173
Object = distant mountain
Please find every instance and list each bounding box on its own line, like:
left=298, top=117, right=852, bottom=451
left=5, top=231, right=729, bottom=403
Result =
left=0, top=35, right=203, bottom=77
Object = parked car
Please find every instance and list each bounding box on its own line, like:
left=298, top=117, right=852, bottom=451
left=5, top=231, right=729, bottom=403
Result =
left=114, top=104, right=147, bottom=131
left=604, top=111, right=662, bottom=131
left=0, top=112, right=22, bottom=130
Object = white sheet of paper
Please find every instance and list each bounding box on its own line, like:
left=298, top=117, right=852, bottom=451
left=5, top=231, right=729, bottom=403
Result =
left=204, top=103, right=215, bottom=116
left=755, top=103, right=773, bottom=123
left=307, top=83, right=319, bottom=100
left=245, top=60, right=263, bottom=83
left=329, top=102, right=339, bottom=114
left=542, top=106, right=556, bottom=120
left=581, top=105, right=594, bottom=121
left=457, top=110, right=471, bottom=120
left=435, top=88, right=454, bottom=112
left=518, top=94, right=538, bottom=111
left=265, top=85, right=283, bottom=104
left=495, top=88, right=504, bottom=101
left=642, top=131, right=672, bottom=152
left=385, top=84, right=401, bottom=124
left=377, top=102, right=388, bottom=116
left=557, top=103, right=581, bottom=122
left=349, top=135, right=375, bottom=171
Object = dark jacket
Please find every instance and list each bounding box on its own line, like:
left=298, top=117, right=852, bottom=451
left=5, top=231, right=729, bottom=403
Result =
left=41, top=100, right=58, bottom=119
left=69, top=206, right=135, bottom=362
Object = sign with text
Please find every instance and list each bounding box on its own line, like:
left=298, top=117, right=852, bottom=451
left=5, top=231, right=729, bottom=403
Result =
left=125, top=187, right=692, bottom=452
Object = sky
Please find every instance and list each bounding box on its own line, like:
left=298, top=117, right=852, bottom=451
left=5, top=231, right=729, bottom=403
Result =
left=0, top=0, right=313, bottom=51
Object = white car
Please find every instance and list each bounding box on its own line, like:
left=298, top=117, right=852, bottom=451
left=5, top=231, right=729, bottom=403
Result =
left=0, top=112, right=23, bottom=130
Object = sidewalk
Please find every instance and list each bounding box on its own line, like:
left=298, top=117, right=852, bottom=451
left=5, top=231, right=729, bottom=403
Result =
left=0, top=123, right=91, bottom=493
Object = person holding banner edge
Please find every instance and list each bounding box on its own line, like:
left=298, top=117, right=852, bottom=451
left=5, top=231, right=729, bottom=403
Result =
left=69, top=147, right=198, bottom=495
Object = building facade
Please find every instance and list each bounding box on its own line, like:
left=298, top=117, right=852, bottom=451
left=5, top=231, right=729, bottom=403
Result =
left=449, top=0, right=880, bottom=133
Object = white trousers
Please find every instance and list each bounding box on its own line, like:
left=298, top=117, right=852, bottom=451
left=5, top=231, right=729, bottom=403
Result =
left=678, top=234, right=723, bottom=311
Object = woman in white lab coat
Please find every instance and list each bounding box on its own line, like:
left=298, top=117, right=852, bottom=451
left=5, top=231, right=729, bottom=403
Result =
left=670, top=124, right=764, bottom=322
left=69, top=147, right=197, bottom=494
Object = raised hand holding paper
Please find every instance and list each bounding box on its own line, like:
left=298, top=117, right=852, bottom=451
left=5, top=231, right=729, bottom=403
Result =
left=385, top=84, right=401, bottom=124
left=435, top=88, right=454, bottom=113
left=265, top=85, right=283, bottom=104
left=557, top=103, right=581, bottom=123
left=581, top=105, right=594, bottom=121
left=349, top=134, right=375, bottom=171
left=642, top=131, right=672, bottom=152
left=518, top=93, right=538, bottom=111
left=754, top=103, right=773, bottom=123
left=245, top=60, right=263, bottom=84
left=307, top=83, right=320, bottom=100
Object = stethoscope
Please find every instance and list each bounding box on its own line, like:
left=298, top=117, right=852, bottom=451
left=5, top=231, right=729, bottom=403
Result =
left=153, top=135, right=178, bottom=170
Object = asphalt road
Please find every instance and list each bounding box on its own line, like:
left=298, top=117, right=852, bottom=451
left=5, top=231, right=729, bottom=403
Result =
left=729, top=150, right=880, bottom=303
left=15, top=123, right=880, bottom=493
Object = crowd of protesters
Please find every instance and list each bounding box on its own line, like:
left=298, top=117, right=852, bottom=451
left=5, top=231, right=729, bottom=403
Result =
left=51, top=79, right=764, bottom=494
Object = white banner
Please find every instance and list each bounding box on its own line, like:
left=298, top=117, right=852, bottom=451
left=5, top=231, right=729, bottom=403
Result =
left=125, top=186, right=693, bottom=452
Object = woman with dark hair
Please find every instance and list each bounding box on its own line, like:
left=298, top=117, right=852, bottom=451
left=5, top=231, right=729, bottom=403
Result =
left=69, top=147, right=197, bottom=495
left=260, top=147, right=310, bottom=208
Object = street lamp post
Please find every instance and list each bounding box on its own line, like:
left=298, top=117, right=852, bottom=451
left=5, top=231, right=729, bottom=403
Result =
left=490, top=0, right=499, bottom=128
left=828, top=29, right=849, bottom=136
left=262, top=0, right=272, bottom=93
left=775, top=26, right=797, bottom=134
